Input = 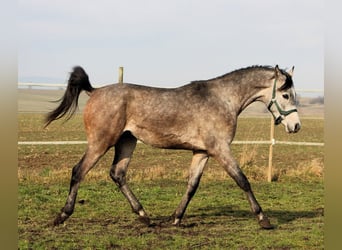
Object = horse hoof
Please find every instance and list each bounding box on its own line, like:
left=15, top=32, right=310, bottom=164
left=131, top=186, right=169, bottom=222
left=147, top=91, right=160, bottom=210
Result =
left=258, top=217, right=275, bottom=230
left=53, top=212, right=69, bottom=226
left=53, top=215, right=64, bottom=226
left=138, top=216, right=151, bottom=226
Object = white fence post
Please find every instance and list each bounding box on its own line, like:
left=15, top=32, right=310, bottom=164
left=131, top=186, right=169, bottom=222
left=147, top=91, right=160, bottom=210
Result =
left=267, top=117, right=275, bottom=182
left=118, top=67, right=124, bottom=84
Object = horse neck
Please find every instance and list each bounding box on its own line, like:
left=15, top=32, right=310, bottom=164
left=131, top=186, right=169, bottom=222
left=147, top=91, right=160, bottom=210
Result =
left=210, top=72, right=272, bottom=115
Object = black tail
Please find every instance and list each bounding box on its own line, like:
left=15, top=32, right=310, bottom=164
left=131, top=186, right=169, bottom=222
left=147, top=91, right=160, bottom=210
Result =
left=45, top=66, right=94, bottom=127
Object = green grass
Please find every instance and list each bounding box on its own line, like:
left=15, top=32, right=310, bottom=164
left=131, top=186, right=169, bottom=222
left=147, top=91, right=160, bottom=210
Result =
left=18, top=113, right=324, bottom=249
left=18, top=179, right=323, bottom=249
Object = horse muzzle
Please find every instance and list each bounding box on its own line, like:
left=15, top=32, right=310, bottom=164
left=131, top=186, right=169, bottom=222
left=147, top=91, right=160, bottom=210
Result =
left=272, top=110, right=301, bottom=133
left=286, top=121, right=301, bottom=133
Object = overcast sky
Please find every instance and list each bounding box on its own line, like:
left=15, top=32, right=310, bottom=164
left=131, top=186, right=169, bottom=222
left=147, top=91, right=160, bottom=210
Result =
left=18, top=0, right=323, bottom=92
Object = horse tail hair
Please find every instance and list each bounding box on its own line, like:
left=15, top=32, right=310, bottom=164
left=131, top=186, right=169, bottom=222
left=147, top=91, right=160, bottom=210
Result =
left=45, top=66, right=94, bottom=127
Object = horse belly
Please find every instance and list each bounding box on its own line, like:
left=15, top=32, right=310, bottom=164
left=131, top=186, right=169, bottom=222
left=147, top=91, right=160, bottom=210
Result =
left=125, top=124, right=205, bottom=150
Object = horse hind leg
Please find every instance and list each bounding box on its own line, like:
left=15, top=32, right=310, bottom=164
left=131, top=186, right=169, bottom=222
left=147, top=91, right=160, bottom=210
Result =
left=54, top=144, right=109, bottom=226
left=109, top=132, right=150, bottom=225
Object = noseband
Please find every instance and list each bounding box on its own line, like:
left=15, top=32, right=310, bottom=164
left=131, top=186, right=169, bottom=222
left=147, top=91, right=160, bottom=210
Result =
left=267, top=79, right=298, bottom=125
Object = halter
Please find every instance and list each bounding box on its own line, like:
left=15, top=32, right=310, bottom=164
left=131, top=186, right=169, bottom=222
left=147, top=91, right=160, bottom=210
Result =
left=267, top=78, right=298, bottom=125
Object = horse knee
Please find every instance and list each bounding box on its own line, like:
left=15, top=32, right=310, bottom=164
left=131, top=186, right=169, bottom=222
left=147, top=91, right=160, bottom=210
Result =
left=110, top=167, right=126, bottom=187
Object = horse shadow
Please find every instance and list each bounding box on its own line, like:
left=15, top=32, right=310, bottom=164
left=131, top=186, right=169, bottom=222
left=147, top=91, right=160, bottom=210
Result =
left=179, top=205, right=324, bottom=227
left=69, top=205, right=323, bottom=231
left=142, top=203, right=324, bottom=229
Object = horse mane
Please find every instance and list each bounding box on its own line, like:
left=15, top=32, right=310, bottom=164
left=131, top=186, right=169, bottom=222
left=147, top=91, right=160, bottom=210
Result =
left=209, top=65, right=274, bottom=81
left=193, top=65, right=294, bottom=90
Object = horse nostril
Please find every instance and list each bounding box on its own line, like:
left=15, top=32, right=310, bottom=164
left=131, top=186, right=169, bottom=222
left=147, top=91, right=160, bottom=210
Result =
left=294, top=123, right=301, bottom=132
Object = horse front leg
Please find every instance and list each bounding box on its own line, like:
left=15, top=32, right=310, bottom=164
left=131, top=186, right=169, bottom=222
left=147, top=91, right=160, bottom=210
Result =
left=172, top=151, right=209, bottom=225
left=214, top=147, right=274, bottom=229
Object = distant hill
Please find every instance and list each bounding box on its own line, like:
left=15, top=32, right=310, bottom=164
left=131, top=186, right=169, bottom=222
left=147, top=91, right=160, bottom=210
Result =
left=19, top=76, right=65, bottom=84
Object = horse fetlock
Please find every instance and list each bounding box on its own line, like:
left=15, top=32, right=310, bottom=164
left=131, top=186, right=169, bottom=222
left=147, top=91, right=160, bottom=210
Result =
left=172, top=218, right=181, bottom=226
left=171, top=212, right=182, bottom=226
left=137, top=209, right=147, bottom=217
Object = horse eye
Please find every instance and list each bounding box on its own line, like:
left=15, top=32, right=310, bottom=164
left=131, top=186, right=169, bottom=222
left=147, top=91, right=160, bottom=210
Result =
left=282, top=94, right=289, bottom=100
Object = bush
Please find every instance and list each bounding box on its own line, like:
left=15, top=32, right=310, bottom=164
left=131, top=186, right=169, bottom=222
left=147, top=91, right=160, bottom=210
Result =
left=309, top=96, right=324, bottom=105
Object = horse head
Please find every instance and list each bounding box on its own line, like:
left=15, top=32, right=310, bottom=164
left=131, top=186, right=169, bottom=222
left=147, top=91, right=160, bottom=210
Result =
left=267, top=65, right=301, bottom=133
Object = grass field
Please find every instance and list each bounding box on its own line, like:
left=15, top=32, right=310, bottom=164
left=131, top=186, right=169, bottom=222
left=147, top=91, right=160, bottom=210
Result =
left=18, top=113, right=324, bottom=249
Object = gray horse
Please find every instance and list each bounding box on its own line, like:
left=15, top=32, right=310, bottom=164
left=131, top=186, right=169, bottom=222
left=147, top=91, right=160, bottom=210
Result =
left=46, top=65, right=301, bottom=229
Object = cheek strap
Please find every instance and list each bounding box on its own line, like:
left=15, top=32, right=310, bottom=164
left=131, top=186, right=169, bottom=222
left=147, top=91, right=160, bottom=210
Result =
left=267, top=79, right=298, bottom=125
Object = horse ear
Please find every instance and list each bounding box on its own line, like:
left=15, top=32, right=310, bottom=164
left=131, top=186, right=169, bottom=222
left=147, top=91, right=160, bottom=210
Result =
left=288, top=66, right=294, bottom=77
left=274, top=65, right=281, bottom=77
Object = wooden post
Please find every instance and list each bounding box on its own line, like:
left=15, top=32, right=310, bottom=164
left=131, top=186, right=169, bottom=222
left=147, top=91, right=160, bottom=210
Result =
left=267, top=117, right=275, bottom=182
left=118, top=66, right=124, bottom=84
